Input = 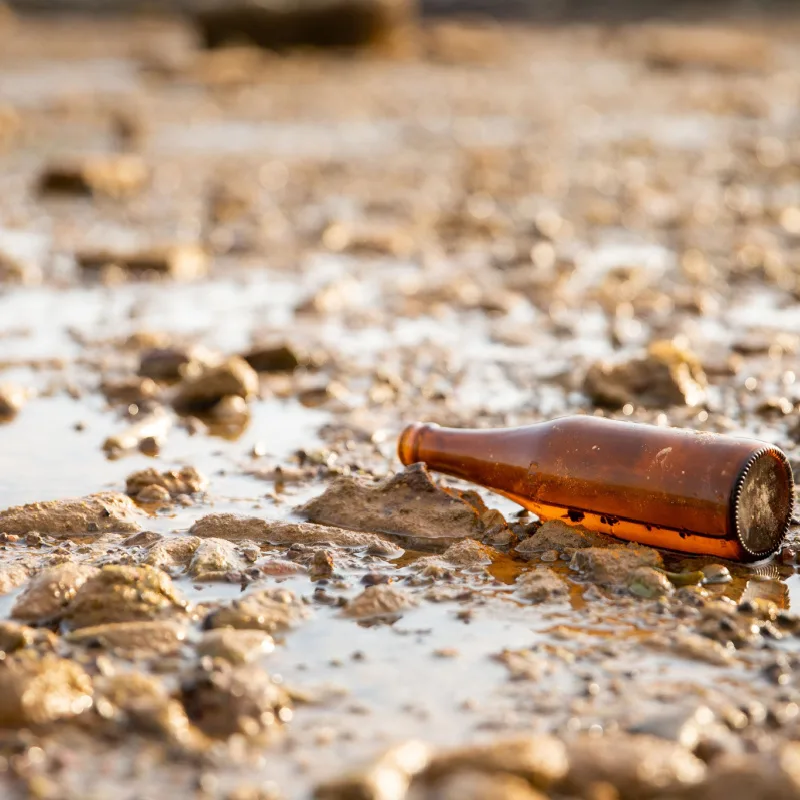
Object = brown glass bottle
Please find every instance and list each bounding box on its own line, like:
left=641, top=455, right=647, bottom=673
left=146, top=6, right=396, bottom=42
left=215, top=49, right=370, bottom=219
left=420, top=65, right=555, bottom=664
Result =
left=398, top=416, right=795, bottom=562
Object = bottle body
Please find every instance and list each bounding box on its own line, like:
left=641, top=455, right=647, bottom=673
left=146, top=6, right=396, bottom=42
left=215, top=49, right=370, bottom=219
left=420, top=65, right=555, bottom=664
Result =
left=398, top=416, right=794, bottom=562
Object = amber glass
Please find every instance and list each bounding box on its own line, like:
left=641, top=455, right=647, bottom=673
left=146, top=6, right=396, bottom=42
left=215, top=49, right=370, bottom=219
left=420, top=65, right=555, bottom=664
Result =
left=398, top=416, right=794, bottom=562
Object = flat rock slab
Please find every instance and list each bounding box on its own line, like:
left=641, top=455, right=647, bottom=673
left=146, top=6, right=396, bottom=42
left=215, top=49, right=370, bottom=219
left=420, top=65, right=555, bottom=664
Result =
left=189, top=514, right=403, bottom=557
left=299, top=463, right=486, bottom=543
left=0, top=492, right=142, bottom=537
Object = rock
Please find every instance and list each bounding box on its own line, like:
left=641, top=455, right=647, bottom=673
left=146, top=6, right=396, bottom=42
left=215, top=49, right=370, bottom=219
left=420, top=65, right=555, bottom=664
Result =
left=0, top=384, right=27, bottom=419
left=440, top=539, right=494, bottom=567
left=411, top=770, right=547, bottom=800
left=12, top=563, right=99, bottom=625
left=315, top=741, right=431, bottom=800
left=421, top=736, right=568, bottom=791
left=688, top=745, right=800, bottom=800
left=243, top=343, right=302, bottom=373
left=205, top=587, right=310, bottom=634
left=94, top=672, right=196, bottom=746
left=180, top=663, right=291, bottom=739
left=190, top=514, right=402, bottom=557
left=66, top=620, right=188, bottom=658
left=135, top=484, right=172, bottom=506
left=0, top=622, right=56, bottom=656
left=635, top=26, right=770, bottom=73
left=309, top=549, right=335, bottom=580
left=208, top=394, right=250, bottom=425
left=173, top=356, right=258, bottom=412
left=144, top=535, right=201, bottom=570
left=138, top=347, right=196, bottom=381
left=299, top=463, right=486, bottom=542
left=126, top=466, right=208, bottom=499
left=342, top=585, right=417, bottom=621
left=0, top=652, right=93, bottom=728
left=0, top=564, right=30, bottom=595
left=77, top=244, right=208, bottom=281
left=64, top=565, right=188, bottom=630
left=100, top=376, right=159, bottom=406
left=38, top=154, right=147, bottom=199
left=188, top=538, right=247, bottom=580
left=584, top=340, right=707, bottom=409
left=103, top=408, right=172, bottom=457
left=629, top=705, right=717, bottom=750
left=651, top=631, right=736, bottom=667
left=628, top=567, right=674, bottom=599
left=198, top=628, right=275, bottom=665
left=515, top=520, right=607, bottom=558
left=0, top=492, right=141, bottom=537
left=515, top=568, right=569, bottom=603
left=193, top=0, right=416, bottom=52
left=570, top=545, right=663, bottom=587
left=562, top=734, right=706, bottom=798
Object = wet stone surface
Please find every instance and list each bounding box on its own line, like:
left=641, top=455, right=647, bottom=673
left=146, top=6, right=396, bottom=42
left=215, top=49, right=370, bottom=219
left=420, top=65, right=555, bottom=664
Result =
left=1, top=7, right=800, bottom=800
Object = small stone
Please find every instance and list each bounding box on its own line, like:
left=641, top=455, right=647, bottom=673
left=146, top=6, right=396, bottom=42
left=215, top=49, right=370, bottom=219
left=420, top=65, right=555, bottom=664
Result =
left=126, top=466, right=208, bottom=499
left=180, top=663, right=291, bottom=739
left=198, top=629, right=275, bottom=665
left=309, top=549, right=335, bottom=580
left=441, top=539, right=494, bottom=567
left=66, top=620, right=187, bottom=658
left=0, top=384, right=27, bottom=419
left=342, top=585, right=417, bottom=621
left=515, top=520, right=606, bottom=558
left=144, top=535, right=201, bottom=570
left=173, top=356, right=258, bottom=412
left=242, top=343, right=302, bottom=373
left=135, top=484, right=172, bottom=506
left=540, top=549, right=559, bottom=562
left=515, top=569, right=569, bottom=603
left=0, top=652, right=93, bottom=727
left=38, top=154, right=148, bottom=199
left=0, top=622, right=55, bottom=656
left=0, top=492, right=141, bottom=537
left=417, top=770, right=547, bottom=800
left=701, top=564, right=732, bottom=585
left=188, top=538, right=247, bottom=580
left=209, top=394, right=250, bottom=424
left=77, top=243, right=208, bottom=280
left=205, top=587, right=310, bottom=634
left=12, top=563, right=99, bottom=625
left=0, top=564, right=30, bottom=595
left=138, top=347, right=195, bottom=381
left=64, top=565, right=188, bottom=630
left=628, top=567, right=674, bottom=598
left=570, top=545, right=663, bottom=587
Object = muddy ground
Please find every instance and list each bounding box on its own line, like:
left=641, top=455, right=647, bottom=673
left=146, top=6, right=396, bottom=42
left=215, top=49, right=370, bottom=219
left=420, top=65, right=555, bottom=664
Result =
left=3, top=6, right=800, bottom=799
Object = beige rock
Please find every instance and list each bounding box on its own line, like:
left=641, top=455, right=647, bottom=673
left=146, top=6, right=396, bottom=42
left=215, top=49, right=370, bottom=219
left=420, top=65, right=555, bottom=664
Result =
left=0, top=622, right=56, bottom=655
left=205, top=587, right=310, bottom=634
left=38, top=154, right=148, bottom=199
left=12, top=563, right=99, bottom=624
left=135, top=484, right=172, bottom=506
left=77, top=243, right=208, bottom=280
left=515, top=520, right=607, bottom=558
left=126, top=466, right=208, bottom=499
left=0, top=564, right=29, bottom=595
left=190, top=513, right=402, bottom=557
left=0, top=652, right=93, bottom=727
left=342, top=585, right=417, bottom=620
left=628, top=566, right=674, bottom=599
left=180, top=663, right=291, bottom=739
left=188, top=537, right=247, bottom=580
left=0, top=492, right=141, bottom=537
left=300, top=463, right=486, bottom=542
left=144, top=535, right=201, bottom=570
left=515, top=568, right=569, bottom=603
left=197, top=628, right=275, bottom=664
left=173, top=356, right=258, bottom=412
left=103, top=408, right=172, bottom=457
left=440, top=539, right=494, bottom=567
left=0, top=384, right=27, bottom=419
left=64, top=565, right=188, bottom=629
left=411, top=770, right=547, bottom=800
left=562, top=734, right=706, bottom=798
left=570, top=545, right=663, bottom=587
left=66, top=620, right=188, bottom=658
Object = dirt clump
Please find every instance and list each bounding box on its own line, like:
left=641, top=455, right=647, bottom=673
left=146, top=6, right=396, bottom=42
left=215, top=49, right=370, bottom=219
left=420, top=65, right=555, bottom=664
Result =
left=204, top=587, right=310, bottom=634
left=188, top=538, right=248, bottom=580
left=515, top=520, right=607, bottom=558
left=0, top=622, right=56, bottom=656
left=570, top=545, right=663, bottom=587
left=198, top=628, right=275, bottom=665
left=584, top=340, right=707, bottom=409
left=440, top=539, right=495, bottom=567
left=300, top=463, right=487, bottom=542
left=515, top=568, right=569, bottom=603
left=126, top=466, right=208, bottom=500
left=242, top=342, right=303, bottom=373
left=64, top=565, right=189, bottom=630
left=0, top=492, right=141, bottom=537
left=12, top=563, right=99, bottom=625
left=144, top=535, right=201, bottom=570
left=190, top=514, right=403, bottom=556
left=103, top=408, right=172, bottom=457
left=0, top=651, right=93, bottom=728
left=561, top=734, right=706, bottom=798
left=0, top=564, right=30, bottom=595
left=342, top=584, right=417, bottom=621
left=0, top=384, right=27, bottom=419
left=138, top=346, right=198, bottom=381
left=37, top=154, right=148, bottom=199
left=172, top=355, right=259, bottom=412
left=77, top=243, right=208, bottom=281
left=628, top=566, right=675, bottom=598
left=180, top=662, right=291, bottom=739
left=66, top=620, right=188, bottom=659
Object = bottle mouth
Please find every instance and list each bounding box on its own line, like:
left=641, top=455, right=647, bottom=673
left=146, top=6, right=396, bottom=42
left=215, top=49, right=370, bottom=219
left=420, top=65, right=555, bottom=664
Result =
left=733, top=446, right=795, bottom=560
left=397, top=422, right=438, bottom=466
